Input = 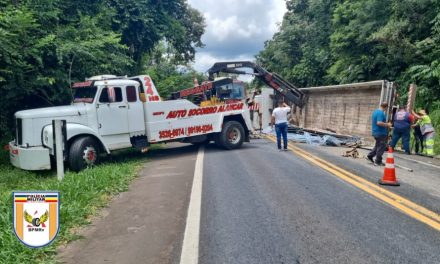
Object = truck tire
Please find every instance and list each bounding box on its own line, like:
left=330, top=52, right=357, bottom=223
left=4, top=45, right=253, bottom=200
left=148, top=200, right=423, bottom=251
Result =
left=217, top=121, right=245, bottom=150
left=68, top=136, right=100, bottom=172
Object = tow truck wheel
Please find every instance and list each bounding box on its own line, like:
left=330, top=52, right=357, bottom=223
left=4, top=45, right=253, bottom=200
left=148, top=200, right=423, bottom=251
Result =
left=218, top=121, right=245, bottom=150
left=68, top=136, right=100, bottom=172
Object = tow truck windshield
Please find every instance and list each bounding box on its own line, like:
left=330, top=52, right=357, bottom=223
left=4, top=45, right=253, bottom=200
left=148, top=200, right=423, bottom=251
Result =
left=73, top=87, right=97, bottom=103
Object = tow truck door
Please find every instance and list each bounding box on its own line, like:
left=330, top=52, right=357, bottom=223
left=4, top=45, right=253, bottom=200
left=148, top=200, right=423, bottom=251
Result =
left=96, top=86, right=129, bottom=136
left=126, top=85, right=145, bottom=133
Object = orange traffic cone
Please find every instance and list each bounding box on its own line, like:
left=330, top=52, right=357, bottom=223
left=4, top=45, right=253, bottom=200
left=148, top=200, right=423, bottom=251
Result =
left=378, top=147, right=400, bottom=186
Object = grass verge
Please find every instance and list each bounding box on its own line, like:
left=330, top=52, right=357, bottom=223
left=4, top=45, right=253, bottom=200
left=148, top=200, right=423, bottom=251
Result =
left=0, top=146, right=157, bottom=263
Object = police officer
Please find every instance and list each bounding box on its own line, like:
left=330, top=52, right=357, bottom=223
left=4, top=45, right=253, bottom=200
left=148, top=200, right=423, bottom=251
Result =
left=390, top=105, right=413, bottom=154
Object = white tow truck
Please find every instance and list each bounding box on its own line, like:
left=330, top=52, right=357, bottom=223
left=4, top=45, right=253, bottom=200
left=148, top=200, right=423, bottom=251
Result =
left=9, top=75, right=253, bottom=171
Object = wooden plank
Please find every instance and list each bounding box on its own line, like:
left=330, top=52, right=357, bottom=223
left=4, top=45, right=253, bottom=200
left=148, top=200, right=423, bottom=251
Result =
left=406, top=83, right=417, bottom=111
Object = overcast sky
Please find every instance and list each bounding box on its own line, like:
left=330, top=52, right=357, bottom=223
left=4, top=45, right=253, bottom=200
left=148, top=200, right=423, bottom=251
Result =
left=188, top=0, right=287, bottom=73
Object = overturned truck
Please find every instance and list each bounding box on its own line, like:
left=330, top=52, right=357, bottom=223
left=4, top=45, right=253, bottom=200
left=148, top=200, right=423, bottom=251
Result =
left=254, top=80, right=396, bottom=144
left=297, top=80, right=396, bottom=142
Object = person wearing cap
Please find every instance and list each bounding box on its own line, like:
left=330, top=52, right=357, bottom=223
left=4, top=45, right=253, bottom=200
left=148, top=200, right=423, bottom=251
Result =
left=412, top=109, right=436, bottom=157
left=390, top=105, right=414, bottom=154
left=367, top=102, right=392, bottom=165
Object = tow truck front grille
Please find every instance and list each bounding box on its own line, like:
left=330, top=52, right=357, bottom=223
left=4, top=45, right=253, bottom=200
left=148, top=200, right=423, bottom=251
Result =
left=16, top=118, right=22, bottom=145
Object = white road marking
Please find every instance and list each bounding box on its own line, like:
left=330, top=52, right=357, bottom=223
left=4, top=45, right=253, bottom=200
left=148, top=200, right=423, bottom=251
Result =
left=180, top=146, right=204, bottom=264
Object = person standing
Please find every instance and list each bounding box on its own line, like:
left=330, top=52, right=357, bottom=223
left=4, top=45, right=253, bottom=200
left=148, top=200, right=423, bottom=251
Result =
left=271, top=101, right=291, bottom=151
left=390, top=106, right=413, bottom=154
left=412, top=109, right=436, bottom=157
left=412, top=122, right=424, bottom=155
left=367, top=102, right=392, bottom=165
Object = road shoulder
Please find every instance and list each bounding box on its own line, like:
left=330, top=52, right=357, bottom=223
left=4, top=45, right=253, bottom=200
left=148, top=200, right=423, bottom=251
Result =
left=58, top=143, right=198, bottom=264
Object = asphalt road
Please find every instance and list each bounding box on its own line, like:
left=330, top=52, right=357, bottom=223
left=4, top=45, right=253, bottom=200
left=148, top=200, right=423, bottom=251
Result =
left=199, top=139, right=440, bottom=264
left=59, top=139, right=440, bottom=264
left=297, top=143, right=440, bottom=214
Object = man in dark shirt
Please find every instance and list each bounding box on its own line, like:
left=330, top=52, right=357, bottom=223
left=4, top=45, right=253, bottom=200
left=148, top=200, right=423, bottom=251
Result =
left=367, top=102, right=392, bottom=166
left=413, top=123, right=424, bottom=154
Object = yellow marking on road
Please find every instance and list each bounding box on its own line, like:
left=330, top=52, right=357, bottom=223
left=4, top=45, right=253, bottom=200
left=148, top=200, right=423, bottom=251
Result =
left=289, top=144, right=440, bottom=223
left=266, top=135, right=440, bottom=232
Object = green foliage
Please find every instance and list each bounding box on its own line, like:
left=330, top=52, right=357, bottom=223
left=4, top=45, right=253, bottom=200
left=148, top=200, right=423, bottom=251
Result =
left=146, top=64, right=205, bottom=99
left=110, top=0, right=205, bottom=73
left=257, top=0, right=336, bottom=87
left=144, top=42, right=206, bottom=98
left=0, top=0, right=205, bottom=140
left=329, top=0, right=392, bottom=82
left=429, top=107, right=440, bottom=154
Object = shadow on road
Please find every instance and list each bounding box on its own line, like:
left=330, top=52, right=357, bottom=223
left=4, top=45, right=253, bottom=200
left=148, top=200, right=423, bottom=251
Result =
left=147, top=143, right=200, bottom=159
left=204, top=141, right=265, bottom=154
left=107, top=139, right=271, bottom=165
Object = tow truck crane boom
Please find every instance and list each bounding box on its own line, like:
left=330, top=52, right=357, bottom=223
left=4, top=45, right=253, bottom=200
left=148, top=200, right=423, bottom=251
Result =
left=207, top=61, right=306, bottom=108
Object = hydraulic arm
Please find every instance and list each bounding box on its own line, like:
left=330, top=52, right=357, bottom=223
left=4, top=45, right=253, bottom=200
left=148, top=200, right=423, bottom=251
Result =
left=207, top=61, right=306, bottom=108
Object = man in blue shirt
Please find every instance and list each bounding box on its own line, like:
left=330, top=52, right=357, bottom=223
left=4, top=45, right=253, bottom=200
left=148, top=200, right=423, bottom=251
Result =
left=367, top=102, right=391, bottom=165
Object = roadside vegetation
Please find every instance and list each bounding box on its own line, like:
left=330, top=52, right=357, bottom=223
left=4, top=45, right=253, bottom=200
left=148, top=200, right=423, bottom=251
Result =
left=0, top=0, right=206, bottom=140
left=0, top=147, right=156, bottom=263
left=430, top=109, right=440, bottom=154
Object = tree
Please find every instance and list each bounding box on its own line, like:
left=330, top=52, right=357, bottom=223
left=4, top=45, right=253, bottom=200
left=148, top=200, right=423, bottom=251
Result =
left=259, top=0, right=440, bottom=107
left=144, top=42, right=206, bottom=99
left=257, top=0, right=336, bottom=87
left=0, top=0, right=205, bottom=139
left=109, top=0, right=205, bottom=73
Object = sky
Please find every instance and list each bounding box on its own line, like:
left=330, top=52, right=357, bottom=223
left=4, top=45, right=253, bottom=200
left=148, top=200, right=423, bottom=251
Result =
left=187, top=0, right=287, bottom=73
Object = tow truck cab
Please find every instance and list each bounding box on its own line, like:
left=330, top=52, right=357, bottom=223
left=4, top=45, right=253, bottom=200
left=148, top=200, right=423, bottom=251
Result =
left=9, top=75, right=252, bottom=172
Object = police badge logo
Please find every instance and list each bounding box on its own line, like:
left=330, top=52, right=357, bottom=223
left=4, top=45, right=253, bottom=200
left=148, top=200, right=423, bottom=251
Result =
left=13, top=192, right=60, bottom=248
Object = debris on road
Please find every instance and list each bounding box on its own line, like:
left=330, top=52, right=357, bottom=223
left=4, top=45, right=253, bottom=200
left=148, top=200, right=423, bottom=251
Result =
left=342, top=142, right=361, bottom=159
left=263, top=125, right=361, bottom=147
left=249, top=131, right=264, bottom=139
left=395, top=164, right=414, bottom=172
